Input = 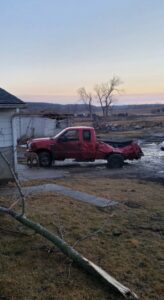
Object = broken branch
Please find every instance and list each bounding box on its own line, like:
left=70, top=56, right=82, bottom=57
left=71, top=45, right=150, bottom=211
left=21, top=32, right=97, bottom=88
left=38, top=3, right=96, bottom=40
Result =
left=72, top=218, right=109, bottom=248
left=0, top=151, right=25, bottom=216
left=0, top=205, right=138, bottom=299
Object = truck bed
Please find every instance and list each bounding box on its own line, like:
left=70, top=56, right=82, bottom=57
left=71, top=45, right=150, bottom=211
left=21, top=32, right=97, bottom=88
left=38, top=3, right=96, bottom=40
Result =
left=101, top=139, right=133, bottom=148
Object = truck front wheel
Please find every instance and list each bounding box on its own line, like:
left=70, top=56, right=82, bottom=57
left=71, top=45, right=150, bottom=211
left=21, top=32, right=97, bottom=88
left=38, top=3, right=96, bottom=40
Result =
left=38, top=151, right=52, bottom=167
left=107, top=154, right=124, bottom=169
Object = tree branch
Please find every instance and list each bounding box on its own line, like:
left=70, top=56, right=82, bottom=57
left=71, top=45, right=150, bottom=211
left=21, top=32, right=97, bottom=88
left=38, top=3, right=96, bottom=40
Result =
left=72, top=218, right=109, bottom=248
left=0, top=151, right=25, bottom=216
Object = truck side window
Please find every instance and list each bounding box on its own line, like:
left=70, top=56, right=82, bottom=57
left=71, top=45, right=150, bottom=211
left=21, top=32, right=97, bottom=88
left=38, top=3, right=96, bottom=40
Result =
left=63, top=129, right=79, bottom=141
left=83, top=130, right=91, bottom=141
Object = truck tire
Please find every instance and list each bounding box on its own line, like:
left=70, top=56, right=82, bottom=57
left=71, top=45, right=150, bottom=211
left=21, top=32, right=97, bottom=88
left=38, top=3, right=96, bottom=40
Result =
left=38, top=151, right=52, bottom=167
left=107, top=154, right=124, bottom=169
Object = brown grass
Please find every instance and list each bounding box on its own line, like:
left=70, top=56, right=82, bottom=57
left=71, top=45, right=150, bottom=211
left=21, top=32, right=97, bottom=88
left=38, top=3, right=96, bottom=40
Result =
left=73, top=114, right=164, bottom=140
left=0, top=178, right=164, bottom=299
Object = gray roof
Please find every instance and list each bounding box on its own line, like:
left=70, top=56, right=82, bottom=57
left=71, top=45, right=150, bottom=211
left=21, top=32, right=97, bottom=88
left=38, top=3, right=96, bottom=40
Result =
left=0, top=88, right=24, bottom=105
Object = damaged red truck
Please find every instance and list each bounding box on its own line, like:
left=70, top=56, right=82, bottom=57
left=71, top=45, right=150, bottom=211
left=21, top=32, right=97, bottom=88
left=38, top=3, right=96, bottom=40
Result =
left=26, top=126, right=143, bottom=168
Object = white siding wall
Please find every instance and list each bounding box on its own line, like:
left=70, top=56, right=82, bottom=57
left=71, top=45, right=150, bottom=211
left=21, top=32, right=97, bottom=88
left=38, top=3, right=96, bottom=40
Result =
left=0, top=109, right=15, bottom=147
left=0, top=108, right=17, bottom=180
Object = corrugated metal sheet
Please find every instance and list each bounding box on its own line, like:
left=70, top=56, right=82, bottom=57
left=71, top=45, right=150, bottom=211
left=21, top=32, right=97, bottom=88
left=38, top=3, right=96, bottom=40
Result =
left=16, top=116, right=70, bottom=140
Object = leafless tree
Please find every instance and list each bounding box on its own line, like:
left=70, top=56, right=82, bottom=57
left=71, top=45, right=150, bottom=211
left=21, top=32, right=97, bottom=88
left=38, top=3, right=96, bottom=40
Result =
left=95, top=76, right=122, bottom=118
left=78, top=87, right=93, bottom=119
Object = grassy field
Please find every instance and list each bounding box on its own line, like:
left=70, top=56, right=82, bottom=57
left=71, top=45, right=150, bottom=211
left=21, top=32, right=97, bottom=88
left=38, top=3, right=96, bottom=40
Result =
left=0, top=176, right=164, bottom=300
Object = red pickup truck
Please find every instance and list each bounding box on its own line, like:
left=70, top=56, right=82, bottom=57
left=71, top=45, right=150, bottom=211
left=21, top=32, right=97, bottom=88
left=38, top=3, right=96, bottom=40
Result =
left=26, top=126, right=143, bottom=168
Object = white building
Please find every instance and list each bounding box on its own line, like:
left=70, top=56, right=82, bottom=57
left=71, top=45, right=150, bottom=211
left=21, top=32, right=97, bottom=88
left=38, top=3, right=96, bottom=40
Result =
left=0, top=88, right=25, bottom=182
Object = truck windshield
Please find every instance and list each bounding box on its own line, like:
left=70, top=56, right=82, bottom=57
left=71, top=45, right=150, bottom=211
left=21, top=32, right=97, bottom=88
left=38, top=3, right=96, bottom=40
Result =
left=53, top=129, right=67, bottom=139
left=61, top=129, right=79, bottom=141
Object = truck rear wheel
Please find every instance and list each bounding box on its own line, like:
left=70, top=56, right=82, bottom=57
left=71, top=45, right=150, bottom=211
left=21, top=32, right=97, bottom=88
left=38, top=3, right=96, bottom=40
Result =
left=38, top=151, right=52, bottom=167
left=107, top=154, right=124, bottom=169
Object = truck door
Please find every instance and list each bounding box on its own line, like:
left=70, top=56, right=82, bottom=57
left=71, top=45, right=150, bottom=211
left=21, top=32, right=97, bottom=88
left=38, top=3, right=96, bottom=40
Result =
left=55, top=129, right=81, bottom=159
left=81, top=129, right=95, bottom=160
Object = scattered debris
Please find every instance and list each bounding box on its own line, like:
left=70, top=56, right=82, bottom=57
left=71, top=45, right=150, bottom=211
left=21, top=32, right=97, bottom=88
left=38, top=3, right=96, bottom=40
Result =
left=124, top=201, right=142, bottom=209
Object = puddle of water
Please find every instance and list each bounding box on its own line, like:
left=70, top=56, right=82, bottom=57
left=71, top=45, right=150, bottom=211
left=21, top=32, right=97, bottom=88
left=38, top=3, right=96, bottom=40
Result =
left=127, top=142, right=164, bottom=179
left=142, top=143, right=164, bottom=163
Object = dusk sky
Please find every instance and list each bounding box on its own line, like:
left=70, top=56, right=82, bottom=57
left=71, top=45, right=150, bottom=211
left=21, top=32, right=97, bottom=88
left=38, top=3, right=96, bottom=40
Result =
left=0, top=0, right=164, bottom=104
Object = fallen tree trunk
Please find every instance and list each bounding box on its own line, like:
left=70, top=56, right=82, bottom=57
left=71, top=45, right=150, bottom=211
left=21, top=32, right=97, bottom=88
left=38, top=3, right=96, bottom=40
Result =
left=0, top=206, right=138, bottom=299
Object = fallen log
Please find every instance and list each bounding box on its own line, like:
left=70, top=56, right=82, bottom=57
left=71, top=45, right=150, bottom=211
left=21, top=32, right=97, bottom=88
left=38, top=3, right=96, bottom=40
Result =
left=0, top=206, right=138, bottom=299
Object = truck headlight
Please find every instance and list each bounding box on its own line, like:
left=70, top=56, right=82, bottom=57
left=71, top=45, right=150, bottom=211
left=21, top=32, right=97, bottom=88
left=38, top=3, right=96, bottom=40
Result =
left=27, top=142, right=32, bottom=150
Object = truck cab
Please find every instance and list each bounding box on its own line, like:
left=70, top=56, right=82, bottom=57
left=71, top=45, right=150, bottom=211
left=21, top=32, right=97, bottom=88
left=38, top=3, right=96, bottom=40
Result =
left=52, top=127, right=96, bottom=161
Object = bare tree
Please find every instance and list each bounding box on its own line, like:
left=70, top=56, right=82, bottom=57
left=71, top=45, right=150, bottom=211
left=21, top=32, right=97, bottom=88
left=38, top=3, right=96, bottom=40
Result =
left=78, top=87, right=93, bottom=119
left=95, top=76, right=122, bottom=118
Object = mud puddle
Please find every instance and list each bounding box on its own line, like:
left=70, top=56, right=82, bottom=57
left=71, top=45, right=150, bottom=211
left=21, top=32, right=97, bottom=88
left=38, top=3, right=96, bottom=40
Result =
left=127, top=142, right=164, bottom=181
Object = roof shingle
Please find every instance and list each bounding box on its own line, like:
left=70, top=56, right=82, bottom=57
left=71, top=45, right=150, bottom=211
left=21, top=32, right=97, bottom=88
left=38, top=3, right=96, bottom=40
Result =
left=0, top=88, right=24, bottom=105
